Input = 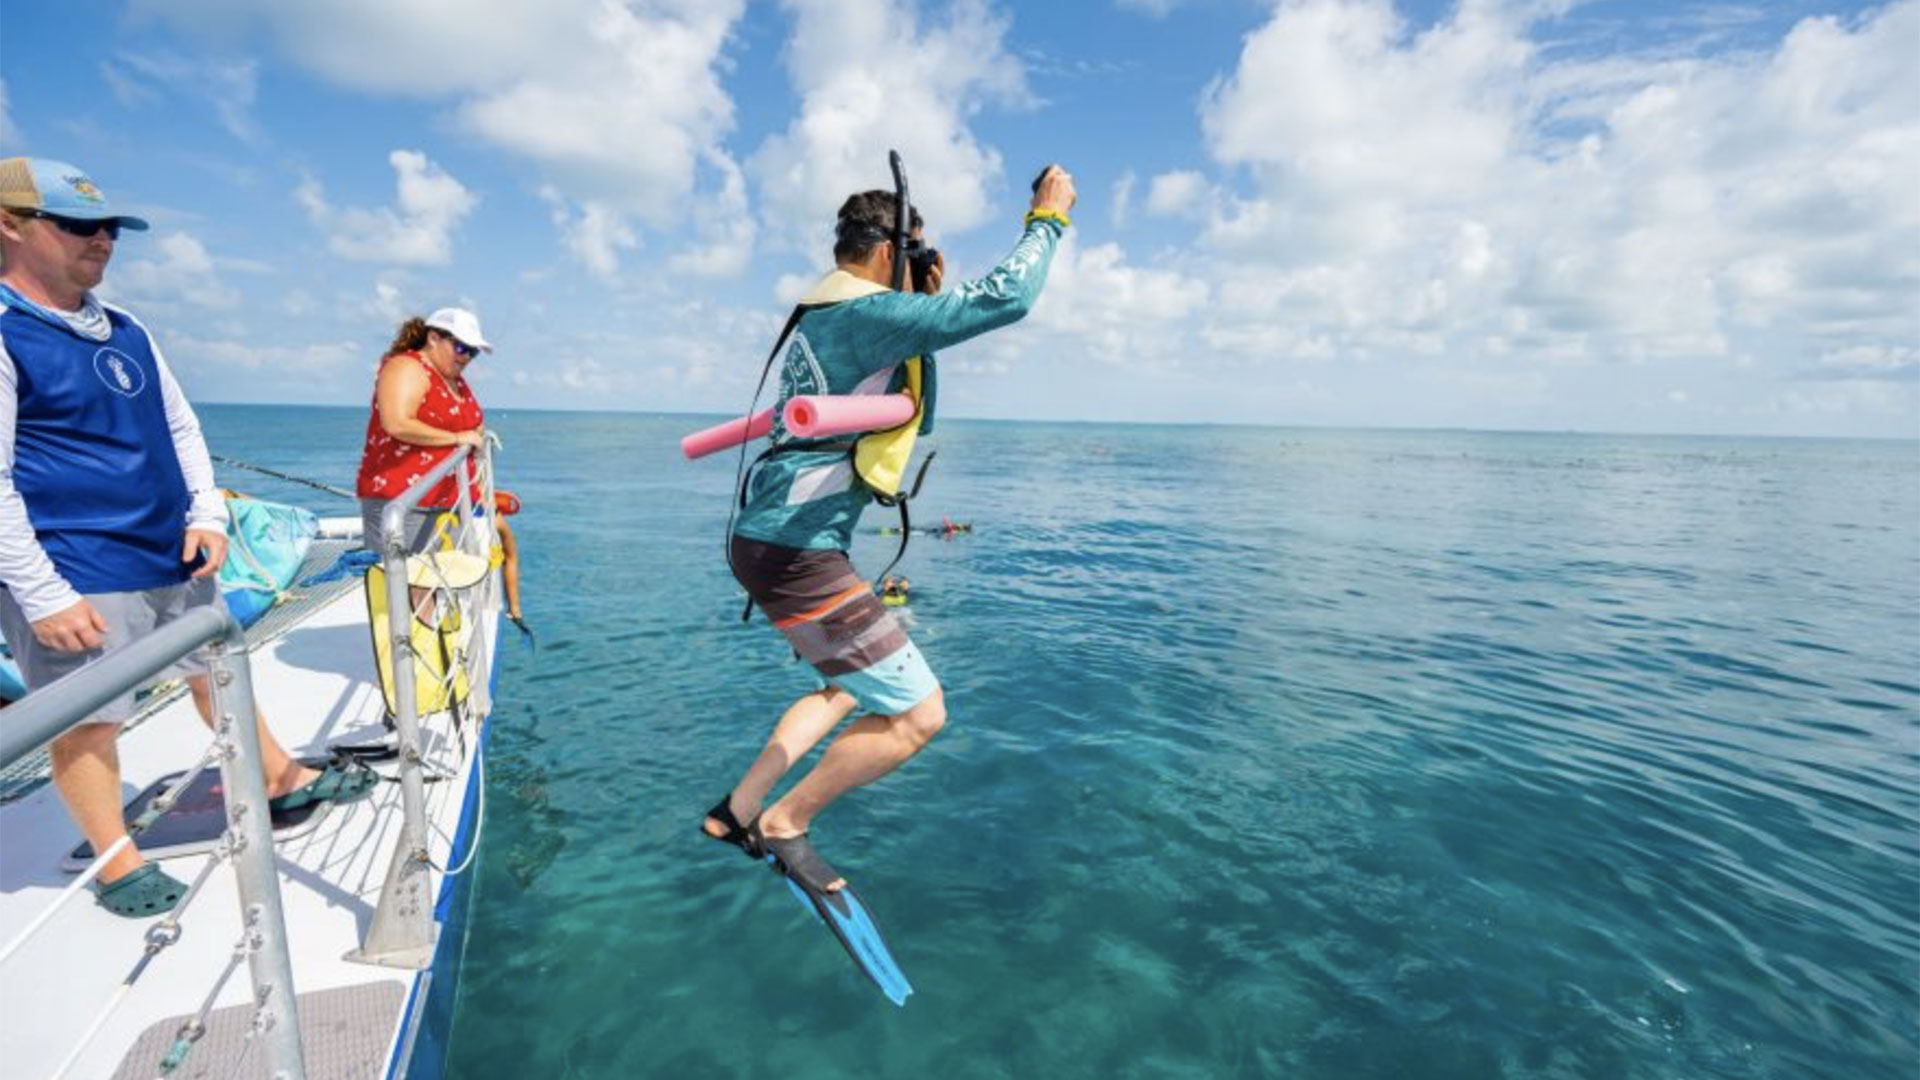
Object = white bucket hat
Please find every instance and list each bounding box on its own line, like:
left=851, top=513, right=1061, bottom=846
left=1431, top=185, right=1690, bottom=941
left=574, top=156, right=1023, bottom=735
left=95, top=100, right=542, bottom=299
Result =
left=424, top=307, right=492, bottom=353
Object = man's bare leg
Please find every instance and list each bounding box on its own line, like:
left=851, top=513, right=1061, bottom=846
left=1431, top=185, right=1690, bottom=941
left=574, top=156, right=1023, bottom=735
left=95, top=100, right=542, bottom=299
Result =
left=704, top=687, right=859, bottom=838
left=187, top=676, right=318, bottom=799
left=758, top=688, right=948, bottom=890
left=49, top=723, right=144, bottom=883
left=49, top=677, right=322, bottom=888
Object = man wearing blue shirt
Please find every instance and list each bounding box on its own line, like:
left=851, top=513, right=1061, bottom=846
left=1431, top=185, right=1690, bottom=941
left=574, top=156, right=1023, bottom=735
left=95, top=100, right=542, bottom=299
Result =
left=0, top=157, right=372, bottom=918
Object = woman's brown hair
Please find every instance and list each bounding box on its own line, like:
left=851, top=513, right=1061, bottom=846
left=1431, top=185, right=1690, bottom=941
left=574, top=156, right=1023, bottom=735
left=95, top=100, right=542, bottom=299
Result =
left=384, top=316, right=432, bottom=358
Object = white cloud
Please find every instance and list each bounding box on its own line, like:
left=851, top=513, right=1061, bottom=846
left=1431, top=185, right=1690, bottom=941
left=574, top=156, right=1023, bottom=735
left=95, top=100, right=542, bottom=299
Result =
left=111, top=232, right=243, bottom=310
left=1111, top=170, right=1136, bottom=229
left=128, top=0, right=577, bottom=97
left=179, top=336, right=362, bottom=374
left=1806, top=343, right=1918, bottom=381
left=297, top=150, right=478, bottom=265
left=540, top=187, right=639, bottom=280
left=371, top=281, right=407, bottom=324
left=0, top=79, right=18, bottom=146
left=1184, top=0, right=1920, bottom=398
left=1144, top=170, right=1210, bottom=219
left=1764, top=379, right=1911, bottom=417
left=751, top=0, right=1033, bottom=252
left=773, top=272, right=815, bottom=307
left=454, top=1, right=744, bottom=221
left=489, top=297, right=783, bottom=408
left=100, top=52, right=261, bottom=144
left=669, top=152, right=757, bottom=278
left=157, top=332, right=365, bottom=405
left=1027, top=236, right=1211, bottom=368
left=137, top=0, right=747, bottom=276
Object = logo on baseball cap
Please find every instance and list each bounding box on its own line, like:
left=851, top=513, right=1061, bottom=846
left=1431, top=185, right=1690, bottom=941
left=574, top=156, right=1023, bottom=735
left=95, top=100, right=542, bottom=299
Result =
left=0, top=158, right=151, bottom=230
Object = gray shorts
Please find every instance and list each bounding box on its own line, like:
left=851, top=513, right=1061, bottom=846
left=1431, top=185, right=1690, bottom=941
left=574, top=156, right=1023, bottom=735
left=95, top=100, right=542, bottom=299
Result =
left=360, top=498, right=452, bottom=556
left=0, top=576, right=227, bottom=726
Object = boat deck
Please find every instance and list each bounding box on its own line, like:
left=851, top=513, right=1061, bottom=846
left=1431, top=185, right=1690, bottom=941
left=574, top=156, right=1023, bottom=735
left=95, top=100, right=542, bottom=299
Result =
left=0, top=566, right=489, bottom=1079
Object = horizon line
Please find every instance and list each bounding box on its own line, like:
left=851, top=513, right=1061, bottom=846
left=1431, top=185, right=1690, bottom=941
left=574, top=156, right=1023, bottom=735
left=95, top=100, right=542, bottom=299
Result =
left=195, top=399, right=1920, bottom=444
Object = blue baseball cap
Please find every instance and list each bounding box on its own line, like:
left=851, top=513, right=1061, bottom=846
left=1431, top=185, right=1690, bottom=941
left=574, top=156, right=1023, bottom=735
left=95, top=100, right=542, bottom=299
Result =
left=0, top=157, right=150, bottom=231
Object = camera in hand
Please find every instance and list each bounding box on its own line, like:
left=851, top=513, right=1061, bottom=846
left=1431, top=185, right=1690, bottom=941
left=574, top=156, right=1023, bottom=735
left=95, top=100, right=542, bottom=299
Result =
left=905, top=239, right=940, bottom=293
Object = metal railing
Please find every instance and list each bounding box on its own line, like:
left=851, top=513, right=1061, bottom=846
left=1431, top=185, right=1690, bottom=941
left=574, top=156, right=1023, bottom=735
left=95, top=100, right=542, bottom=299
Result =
left=350, top=441, right=496, bottom=969
left=0, top=605, right=308, bottom=1080
left=0, top=441, right=500, bottom=1078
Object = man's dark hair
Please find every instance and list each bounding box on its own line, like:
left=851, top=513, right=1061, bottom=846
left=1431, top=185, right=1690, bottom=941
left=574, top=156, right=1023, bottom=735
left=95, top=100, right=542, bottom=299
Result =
left=834, top=190, right=923, bottom=263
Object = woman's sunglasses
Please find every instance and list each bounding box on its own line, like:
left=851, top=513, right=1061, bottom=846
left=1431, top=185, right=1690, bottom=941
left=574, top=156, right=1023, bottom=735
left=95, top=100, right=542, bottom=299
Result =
left=12, top=210, right=122, bottom=240
left=448, top=338, right=479, bottom=359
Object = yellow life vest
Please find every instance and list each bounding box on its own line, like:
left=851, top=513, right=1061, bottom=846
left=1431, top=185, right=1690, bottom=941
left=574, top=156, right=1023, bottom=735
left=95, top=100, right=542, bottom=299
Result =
left=796, top=269, right=931, bottom=504
left=852, top=355, right=925, bottom=501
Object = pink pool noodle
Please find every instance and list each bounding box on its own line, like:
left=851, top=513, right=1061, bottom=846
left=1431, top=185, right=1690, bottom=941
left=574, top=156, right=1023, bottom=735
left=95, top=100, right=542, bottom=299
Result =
left=784, top=394, right=915, bottom=438
left=681, top=408, right=774, bottom=459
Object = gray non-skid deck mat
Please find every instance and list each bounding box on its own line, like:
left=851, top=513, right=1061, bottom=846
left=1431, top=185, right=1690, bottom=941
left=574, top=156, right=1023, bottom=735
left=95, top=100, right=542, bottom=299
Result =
left=110, top=980, right=407, bottom=1080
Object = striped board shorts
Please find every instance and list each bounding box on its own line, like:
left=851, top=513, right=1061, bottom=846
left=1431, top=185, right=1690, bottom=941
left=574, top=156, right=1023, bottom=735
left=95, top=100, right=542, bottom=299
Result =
left=730, top=535, right=938, bottom=716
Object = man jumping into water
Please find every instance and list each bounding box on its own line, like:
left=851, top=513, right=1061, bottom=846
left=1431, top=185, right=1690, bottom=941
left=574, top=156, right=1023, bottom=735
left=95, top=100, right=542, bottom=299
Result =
left=703, top=165, right=1078, bottom=895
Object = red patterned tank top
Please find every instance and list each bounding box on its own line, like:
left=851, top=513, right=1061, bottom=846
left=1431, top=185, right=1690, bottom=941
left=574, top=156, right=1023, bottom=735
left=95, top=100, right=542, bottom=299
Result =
left=354, top=351, right=484, bottom=507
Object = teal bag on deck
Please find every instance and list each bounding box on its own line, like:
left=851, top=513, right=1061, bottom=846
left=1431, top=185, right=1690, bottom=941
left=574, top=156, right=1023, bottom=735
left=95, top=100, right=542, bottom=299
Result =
left=217, top=495, right=319, bottom=627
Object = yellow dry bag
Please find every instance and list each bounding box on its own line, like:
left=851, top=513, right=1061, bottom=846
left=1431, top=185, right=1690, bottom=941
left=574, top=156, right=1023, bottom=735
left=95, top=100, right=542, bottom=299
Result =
left=363, top=550, right=486, bottom=719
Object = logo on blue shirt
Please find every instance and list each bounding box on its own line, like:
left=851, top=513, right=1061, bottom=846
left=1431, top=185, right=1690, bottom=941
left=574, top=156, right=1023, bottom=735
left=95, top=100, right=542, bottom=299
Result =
left=93, top=347, right=147, bottom=397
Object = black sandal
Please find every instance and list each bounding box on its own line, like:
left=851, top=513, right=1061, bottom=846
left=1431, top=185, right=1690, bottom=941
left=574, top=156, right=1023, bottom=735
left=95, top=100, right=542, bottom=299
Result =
left=749, top=822, right=845, bottom=894
left=701, top=794, right=759, bottom=858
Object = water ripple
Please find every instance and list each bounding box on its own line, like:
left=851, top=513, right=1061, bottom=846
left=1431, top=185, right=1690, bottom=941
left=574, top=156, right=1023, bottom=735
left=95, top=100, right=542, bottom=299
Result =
left=194, top=411, right=1920, bottom=1080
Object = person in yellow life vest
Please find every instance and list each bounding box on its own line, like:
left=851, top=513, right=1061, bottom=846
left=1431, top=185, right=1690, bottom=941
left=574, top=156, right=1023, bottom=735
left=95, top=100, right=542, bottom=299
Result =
left=879, top=575, right=909, bottom=606
left=702, top=165, right=1078, bottom=901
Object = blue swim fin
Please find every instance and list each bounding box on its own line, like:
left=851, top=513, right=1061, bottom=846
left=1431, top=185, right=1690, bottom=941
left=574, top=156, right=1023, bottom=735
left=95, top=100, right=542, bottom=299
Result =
left=772, top=856, right=914, bottom=1007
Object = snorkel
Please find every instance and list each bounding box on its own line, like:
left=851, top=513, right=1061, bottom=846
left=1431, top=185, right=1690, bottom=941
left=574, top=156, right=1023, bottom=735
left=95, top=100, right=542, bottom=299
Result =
left=888, top=149, right=911, bottom=293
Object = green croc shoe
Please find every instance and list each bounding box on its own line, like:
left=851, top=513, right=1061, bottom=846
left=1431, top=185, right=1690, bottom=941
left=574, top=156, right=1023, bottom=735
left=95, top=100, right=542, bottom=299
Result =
left=269, top=759, right=379, bottom=815
left=93, top=863, right=186, bottom=918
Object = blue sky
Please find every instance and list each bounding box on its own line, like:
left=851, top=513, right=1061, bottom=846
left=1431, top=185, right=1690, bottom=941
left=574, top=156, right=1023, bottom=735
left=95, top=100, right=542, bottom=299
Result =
left=2, top=0, right=1914, bottom=437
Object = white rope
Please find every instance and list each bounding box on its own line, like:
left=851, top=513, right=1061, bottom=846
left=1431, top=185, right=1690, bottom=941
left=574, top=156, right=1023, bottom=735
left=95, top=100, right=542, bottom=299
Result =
left=402, top=447, right=492, bottom=877
left=416, top=456, right=492, bottom=876
left=426, top=737, right=485, bottom=876
left=0, top=835, right=133, bottom=967
left=0, top=738, right=226, bottom=968
left=45, top=842, right=233, bottom=1079
left=51, top=979, right=137, bottom=1080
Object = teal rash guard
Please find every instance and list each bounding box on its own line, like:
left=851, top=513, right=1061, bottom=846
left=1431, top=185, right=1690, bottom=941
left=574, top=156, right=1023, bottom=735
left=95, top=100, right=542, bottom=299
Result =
left=733, top=215, right=1067, bottom=552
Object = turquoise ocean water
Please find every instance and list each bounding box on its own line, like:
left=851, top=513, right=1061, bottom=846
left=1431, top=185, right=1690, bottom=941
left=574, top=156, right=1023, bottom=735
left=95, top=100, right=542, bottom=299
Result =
left=200, top=405, right=1918, bottom=1080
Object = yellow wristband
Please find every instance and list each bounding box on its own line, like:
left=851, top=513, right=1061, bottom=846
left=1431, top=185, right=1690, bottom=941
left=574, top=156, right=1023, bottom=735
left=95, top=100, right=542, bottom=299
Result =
left=1025, top=208, right=1071, bottom=229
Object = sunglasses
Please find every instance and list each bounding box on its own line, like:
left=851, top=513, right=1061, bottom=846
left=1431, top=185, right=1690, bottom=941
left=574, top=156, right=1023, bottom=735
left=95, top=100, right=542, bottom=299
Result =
left=448, top=339, right=479, bottom=359
left=12, top=210, right=122, bottom=240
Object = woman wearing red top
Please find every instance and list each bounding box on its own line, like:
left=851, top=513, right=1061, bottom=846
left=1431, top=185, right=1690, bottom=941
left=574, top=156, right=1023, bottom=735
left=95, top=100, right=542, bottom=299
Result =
left=355, top=307, right=489, bottom=555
